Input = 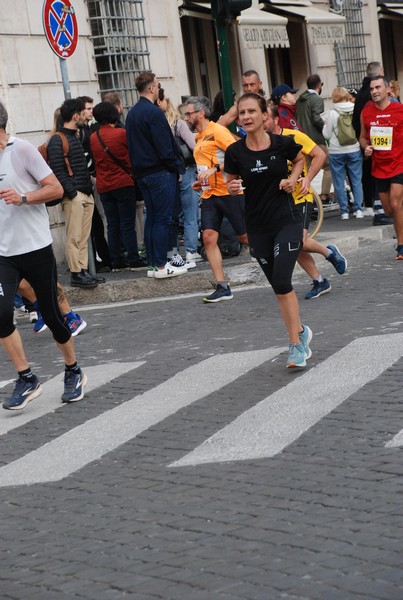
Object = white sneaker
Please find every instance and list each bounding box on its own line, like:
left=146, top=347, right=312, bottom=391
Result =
left=185, top=260, right=197, bottom=269
left=340, top=213, right=349, bottom=220
left=362, top=207, right=374, bottom=217
left=154, top=262, right=187, bottom=279
left=147, top=267, right=157, bottom=278
left=185, top=251, right=202, bottom=262
left=354, top=209, right=364, bottom=219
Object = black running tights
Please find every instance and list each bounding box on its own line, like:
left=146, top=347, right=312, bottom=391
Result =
left=0, top=244, right=71, bottom=343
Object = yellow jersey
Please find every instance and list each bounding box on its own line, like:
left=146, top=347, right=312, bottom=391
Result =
left=282, top=127, right=316, bottom=204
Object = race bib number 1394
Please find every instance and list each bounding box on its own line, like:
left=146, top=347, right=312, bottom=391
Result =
left=370, top=126, right=392, bottom=151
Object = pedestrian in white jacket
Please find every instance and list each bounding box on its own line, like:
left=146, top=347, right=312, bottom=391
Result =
left=322, top=87, right=364, bottom=219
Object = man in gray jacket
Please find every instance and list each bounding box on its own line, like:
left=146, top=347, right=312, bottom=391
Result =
left=296, top=74, right=333, bottom=204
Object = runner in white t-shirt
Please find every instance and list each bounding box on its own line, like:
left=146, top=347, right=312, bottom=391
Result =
left=0, top=101, right=87, bottom=410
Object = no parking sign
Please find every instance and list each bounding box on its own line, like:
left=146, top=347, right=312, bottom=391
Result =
left=42, top=0, right=78, bottom=59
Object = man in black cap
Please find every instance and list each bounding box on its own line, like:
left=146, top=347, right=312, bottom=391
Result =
left=270, top=83, right=301, bottom=130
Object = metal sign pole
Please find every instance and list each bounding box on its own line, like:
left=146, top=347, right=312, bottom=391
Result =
left=59, top=58, right=72, bottom=100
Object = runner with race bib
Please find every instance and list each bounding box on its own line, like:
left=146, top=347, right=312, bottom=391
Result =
left=360, top=76, right=403, bottom=260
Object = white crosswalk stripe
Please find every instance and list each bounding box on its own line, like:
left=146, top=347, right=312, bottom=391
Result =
left=170, top=333, right=403, bottom=467
left=0, top=362, right=144, bottom=436
left=2, top=332, right=402, bottom=487
left=0, top=348, right=282, bottom=486
left=385, top=431, right=403, bottom=448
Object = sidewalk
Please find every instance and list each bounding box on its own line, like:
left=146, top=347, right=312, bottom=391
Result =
left=59, top=212, right=395, bottom=306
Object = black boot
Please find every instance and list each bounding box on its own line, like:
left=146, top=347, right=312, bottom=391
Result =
left=82, top=269, right=105, bottom=284
left=71, top=272, right=98, bottom=289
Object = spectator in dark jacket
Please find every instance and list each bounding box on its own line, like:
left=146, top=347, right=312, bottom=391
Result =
left=47, top=98, right=97, bottom=288
left=125, top=71, right=187, bottom=279
left=296, top=74, right=333, bottom=203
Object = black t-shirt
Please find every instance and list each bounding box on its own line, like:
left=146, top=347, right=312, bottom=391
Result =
left=224, top=133, right=302, bottom=233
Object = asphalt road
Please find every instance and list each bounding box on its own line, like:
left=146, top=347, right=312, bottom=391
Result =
left=1, top=236, right=403, bottom=600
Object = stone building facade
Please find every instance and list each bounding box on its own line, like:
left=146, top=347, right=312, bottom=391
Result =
left=0, top=0, right=400, bottom=263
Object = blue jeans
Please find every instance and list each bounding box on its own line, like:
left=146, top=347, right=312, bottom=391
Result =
left=137, top=171, right=177, bottom=267
left=100, top=186, right=140, bottom=267
left=168, top=182, right=181, bottom=252
left=180, top=166, right=199, bottom=253
left=329, top=151, right=364, bottom=214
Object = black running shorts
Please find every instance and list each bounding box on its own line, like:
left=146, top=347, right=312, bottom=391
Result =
left=201, top=194, right=246, bottom=235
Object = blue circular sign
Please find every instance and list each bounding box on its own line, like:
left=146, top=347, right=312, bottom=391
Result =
left=43, top=0, right=78, bottom=59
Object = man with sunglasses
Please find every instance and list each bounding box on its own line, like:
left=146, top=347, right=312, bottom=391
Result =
left=126, top=72, right=187, bottom=279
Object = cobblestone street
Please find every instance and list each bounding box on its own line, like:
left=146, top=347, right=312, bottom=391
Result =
left=1, top=237, right=403, bottom=599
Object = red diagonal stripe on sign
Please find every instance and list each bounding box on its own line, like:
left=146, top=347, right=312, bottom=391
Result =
left=49, top=4, right=74, bottom=45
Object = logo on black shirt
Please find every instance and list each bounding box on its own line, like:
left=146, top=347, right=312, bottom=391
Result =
left=251, top=159, right=268, bottom=173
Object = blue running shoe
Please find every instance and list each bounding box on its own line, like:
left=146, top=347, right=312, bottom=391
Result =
left=33, top=312, right=48, bottom=333
left=396, top=245, right=403, bottom=260
left=287, top=343, right=307, bottom=368
left=3, top=375, right=42, bottom=411
left=326, top=244, right=347, bottom=275
left=61, top=368, right=87, bottom=403
left=299, top=324, right=313, bottom=360
left=304, top=278, right=331, bottom=300
left=64, top=312, right=87, bottom=337
left=202, top=283, right=233, bottom=303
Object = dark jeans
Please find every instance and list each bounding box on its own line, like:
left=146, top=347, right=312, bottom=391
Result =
left=168, top=181, right=181, bottom=252
left=100, top=186, right=140, bottom=267
left=137, top=171, right=177, bottom=267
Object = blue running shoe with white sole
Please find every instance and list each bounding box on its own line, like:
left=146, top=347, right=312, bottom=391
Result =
left=304, top=278, right=331, bottom=300
left=61, top=368, right=87, bottom=403
left=299, top=324, right=312, bottom=360
left=64, top=312, right=87, bottom=337
left=326, top=244, right=347, bottom=275
left=33, top=312, right=48, bottom=333
left=3, top=375, right=42, bottom=410
left=287, top=343, right=307, bottom=368
left=203, top=283, right=233, bottom=303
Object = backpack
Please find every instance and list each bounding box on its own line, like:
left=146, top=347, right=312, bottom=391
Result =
left=38, top=132, right=72, bottom=207
left=335, top=110, right=357, bottom=146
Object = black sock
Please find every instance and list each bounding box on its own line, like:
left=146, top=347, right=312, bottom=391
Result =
left=65, top=362, right=80, bottom=374
left=18, top=368, right=35, bottom=382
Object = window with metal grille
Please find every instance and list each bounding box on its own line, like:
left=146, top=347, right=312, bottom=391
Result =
left=330, top=0, right=367, bottom=90
left=85, top=0, right=151, bottom=113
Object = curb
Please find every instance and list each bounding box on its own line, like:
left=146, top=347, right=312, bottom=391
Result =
left=63, top=225, right=395, bottom=306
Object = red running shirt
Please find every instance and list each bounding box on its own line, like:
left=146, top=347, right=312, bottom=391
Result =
left=361, top=100, right=403, bottom=178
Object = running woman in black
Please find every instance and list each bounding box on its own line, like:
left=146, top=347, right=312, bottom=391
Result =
left=225, top=93, right=312, bottom=368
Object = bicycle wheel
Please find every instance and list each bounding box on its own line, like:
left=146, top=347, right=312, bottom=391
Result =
left=308, top=191, right=324, bottom=239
